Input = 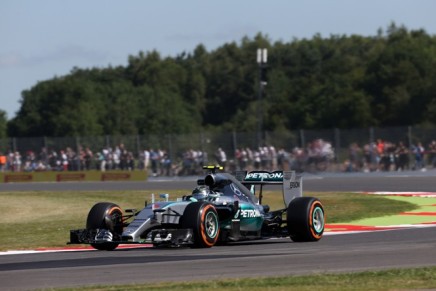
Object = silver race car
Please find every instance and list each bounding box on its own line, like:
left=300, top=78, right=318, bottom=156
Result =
left=69, top=166, right=325, bottom=250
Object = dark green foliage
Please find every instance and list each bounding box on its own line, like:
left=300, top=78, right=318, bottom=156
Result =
left=6, top=24, right=436, bottom=137
left=0, top=110, right=7, bottom=138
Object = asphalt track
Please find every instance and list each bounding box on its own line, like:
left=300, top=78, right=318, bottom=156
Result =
left=1, top=170, right=436, bottom=290
left=1, top=229, right=436, bottom=290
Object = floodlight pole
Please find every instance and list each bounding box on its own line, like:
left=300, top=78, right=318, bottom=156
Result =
left=256, top=48, right=267, bottom=148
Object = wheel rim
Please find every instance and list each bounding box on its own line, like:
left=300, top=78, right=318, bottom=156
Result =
left=205, top=211, right=218, bottom=239
left=312, top=206, right=324, bottom=233
left=107, top=207, right=123, bottom=234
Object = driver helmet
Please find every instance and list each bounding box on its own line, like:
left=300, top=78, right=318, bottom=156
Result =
left=191, top=186, right=209, bottom=200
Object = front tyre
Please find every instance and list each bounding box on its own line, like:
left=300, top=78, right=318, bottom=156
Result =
left=287, top=197, right=325, bottom=242
left=182, top=202, right=219, bottom=248
left=86, top=202, right=123, bottom=251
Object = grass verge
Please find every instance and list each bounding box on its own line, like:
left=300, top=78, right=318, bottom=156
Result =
left=1, top=190, right=430, bottom=291
left=52, top=266, right=436, bottom=291
left=0, top=190, right=416, bottom=251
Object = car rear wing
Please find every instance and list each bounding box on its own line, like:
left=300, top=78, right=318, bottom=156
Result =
left=235, top=170, right=302, bottom=206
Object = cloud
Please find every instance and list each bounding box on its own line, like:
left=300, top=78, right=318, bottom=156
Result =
left=165, top=24, right=259, bottom=45
left=0, top=53, right=22, bottom=67
left=0, top=45, right=109, bottom=69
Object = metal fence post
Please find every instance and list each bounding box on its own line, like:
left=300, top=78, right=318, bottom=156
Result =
left=168, top=134, right=173, bottom=163
left=12, top=137, right=17, bottom=153
left=299, top=129, right=305, bottom=149
left=369, top=127, right=375, bottom=170
left=334, top=128, right=340, bottom=165
left=200, top=131, right=204, bottom=156
left=105, top=135, right=110, bottom=148
left=76, top=136, right=81, bottom=171
left=407, top=126, right=412, bottom=147
left=136, top=135, right=140, bottom=158
left=232, top=131, right=237, bottom=159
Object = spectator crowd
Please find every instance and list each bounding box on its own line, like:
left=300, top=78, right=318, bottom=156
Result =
left=344, top=139, right=436, bottom=173
left=0, top=138, right=436, bottom=175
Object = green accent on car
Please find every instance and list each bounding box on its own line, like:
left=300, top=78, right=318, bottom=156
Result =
left=238, top=203, right=264, bottom=231
left=312, top=206, right=325, bottom=233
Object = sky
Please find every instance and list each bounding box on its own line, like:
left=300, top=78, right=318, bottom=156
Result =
left=1, top=0, right=436, bottom=120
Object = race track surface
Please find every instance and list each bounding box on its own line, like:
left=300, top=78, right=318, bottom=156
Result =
left=1, top=228, right=436, bottom=290
left=1, top=170, right=436, bottom=290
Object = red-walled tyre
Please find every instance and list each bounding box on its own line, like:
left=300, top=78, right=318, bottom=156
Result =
left=86, top=202, right=123, bottom=251
left=181, top=202, right=219, bottom=248
left=287, top=197, right=325, bottom=242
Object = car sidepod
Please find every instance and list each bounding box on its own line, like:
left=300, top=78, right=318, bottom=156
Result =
left=237, top=203, right=264, bottom=233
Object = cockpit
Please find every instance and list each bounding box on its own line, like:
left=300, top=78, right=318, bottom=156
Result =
left=192, top=173, right=258, bottom=204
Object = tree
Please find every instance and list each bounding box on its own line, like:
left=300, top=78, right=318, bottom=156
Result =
left=364, top=24, right=436, bottom=126
left=0, top=110, right=7, bottom=138
left=8, top=24, right=436, bottom=137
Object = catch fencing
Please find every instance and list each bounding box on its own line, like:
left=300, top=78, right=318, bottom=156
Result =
left=1, top=126, right=436, bottom=174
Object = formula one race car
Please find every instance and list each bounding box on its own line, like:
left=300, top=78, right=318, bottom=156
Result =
left=69, top=166, right=325, bottom=250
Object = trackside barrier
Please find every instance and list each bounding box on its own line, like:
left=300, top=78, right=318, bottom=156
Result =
left=56, top=173, right=86, bottom=182
left=0, top=171, right=147, bottom=183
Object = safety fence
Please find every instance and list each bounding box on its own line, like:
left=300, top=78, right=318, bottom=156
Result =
left=0, top=126, right=436, bottom=175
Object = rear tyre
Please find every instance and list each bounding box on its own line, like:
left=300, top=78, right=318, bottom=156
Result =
left=287, top=197, right=325, bottom=242
left=86, top=202, right=123, bottom=251
left=181, top=202, right=219, bottom=248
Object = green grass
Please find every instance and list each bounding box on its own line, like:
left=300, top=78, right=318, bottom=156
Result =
left=0, top=190, right=165, bottom=251
left=262, top=191, right=417, bottom=223
left=1, top=190, right=430, bottom=291
left=51, top=267, right=436, bottom=291
left=0, top=190, right=415, bottom=251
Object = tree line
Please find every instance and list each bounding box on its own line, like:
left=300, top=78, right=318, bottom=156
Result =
left=2, top=23, right=436, bottom=138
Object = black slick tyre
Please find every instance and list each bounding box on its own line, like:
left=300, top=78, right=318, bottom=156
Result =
left=287, top=197, right=325, bottom=242
left=86, top=202, right=123, bottom=251
left=181, top=202, right=219, bottom=248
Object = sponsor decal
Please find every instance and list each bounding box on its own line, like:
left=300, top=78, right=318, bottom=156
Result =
left=101, top=173, right=131, bottom=181
left=239, top=209, right=261, bottom=218
left=289, top=181, right=300, bottom=189
left=56, top=173, right=85, bottom=182
left=244, top=171, right=283, bottom=182
left=4, top=174, right=33, bottom=183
